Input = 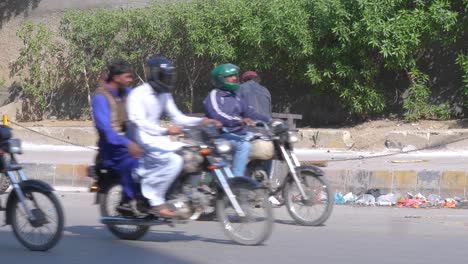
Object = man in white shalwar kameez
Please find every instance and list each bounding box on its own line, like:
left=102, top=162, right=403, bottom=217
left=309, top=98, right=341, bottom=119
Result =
left=127, top=57, right=220, bottom=217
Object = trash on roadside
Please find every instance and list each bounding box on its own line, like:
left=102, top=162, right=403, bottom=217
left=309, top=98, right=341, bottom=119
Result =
left=397, top=198, right=419, bottom=208
left=333, top=190, right=459, bottom=209
left=377, top=193, right=396, bottom=206
left=415, top=193, right=426, bottom=201
left=444, top=198, right=456, bottom=208
left=343, top=192, right=357, bottom=203
left=335, top=192, right=345, bottom=204
left=355, top=194, right=376, bottom=206
left=366, top=188, right=382, bottom=199
left=427, top=194, right=441, bottom=206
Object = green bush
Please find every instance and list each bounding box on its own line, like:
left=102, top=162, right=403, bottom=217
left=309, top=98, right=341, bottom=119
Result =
left=11, top=22, right=68, bottom=120
left=10, top=0, right=468, bottom=121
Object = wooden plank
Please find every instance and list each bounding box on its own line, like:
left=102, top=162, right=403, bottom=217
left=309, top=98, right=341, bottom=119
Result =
left=189, top=112, right=303, bottom=120
left=189, top=112, right=302, bottom=128
left=271, top=112, right=302, bottom=120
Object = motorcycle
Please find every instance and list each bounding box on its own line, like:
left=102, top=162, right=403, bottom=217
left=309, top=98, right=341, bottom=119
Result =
left=88, top=124, right=273, bottom=246
left=246, top=120, right=334, bottom=226
left=0, top=124, right=65, bottom=251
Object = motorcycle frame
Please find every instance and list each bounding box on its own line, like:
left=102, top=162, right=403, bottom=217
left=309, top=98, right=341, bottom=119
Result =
left=1, top=153, right=39, bottom=223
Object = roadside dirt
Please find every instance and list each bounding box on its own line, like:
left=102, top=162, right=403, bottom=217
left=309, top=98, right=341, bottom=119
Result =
left=343, top=119, right=468, bottom=150
left=12, top=118, right=468, bottom=151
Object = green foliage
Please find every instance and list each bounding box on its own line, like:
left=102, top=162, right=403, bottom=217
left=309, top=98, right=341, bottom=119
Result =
left=11, top=22, right=68, bottom=120
left=10, top=0, right=467, bottom=121
left=456, top=53, right=468, bottom=106
left=403, top=69, right=451, bottom=120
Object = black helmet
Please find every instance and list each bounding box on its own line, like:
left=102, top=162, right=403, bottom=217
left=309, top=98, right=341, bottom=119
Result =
left=146, top=57, right=176, bottom=93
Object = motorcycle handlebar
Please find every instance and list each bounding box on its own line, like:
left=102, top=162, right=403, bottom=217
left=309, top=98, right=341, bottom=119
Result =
left=254, top=121, right=271, bottom=131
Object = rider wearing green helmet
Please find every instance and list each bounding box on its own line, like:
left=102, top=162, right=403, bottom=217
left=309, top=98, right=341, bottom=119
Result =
left=204, top=63, right=271, bottom=176
left=210, top=63, right=241, bottom=91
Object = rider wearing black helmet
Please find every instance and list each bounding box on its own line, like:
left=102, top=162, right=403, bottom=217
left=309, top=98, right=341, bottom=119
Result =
left=126, top=57, right=220, bottom=218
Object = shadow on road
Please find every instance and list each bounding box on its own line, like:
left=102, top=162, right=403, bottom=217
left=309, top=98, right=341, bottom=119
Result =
left=0, top=228, right=196, bottom=263
left=66, top=225, right=238, bottom=245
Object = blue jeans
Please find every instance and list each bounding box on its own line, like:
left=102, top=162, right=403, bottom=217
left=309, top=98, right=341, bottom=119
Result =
left=221, top=132, right=252, bottom=177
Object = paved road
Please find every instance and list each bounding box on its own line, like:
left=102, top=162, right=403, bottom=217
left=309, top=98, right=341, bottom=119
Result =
left=1, top=192, right=468, bottom=264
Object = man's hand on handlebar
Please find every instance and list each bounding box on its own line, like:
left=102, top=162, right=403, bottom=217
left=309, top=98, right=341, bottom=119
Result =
left=201, top=118, right=222, bottom=128
left=167, top=125, right=182, bottom=135
left=241, top=118, right=255, bottom=126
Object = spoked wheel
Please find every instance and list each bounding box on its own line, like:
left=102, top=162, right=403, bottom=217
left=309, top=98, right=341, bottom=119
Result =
left=217, top=186, right=273, bottom=246
left=9, top=189, right=64, bottom=251
left=99, top=183, right=149, bottom=240
left=284, top=170, right=334, bottom=226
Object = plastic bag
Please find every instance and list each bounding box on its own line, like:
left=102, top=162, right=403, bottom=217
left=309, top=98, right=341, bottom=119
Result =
left=427, top=194, right=441, bottom=206
left=444, top=198, right=456, bottom=208
left=343, top=192, right=357, bottom=203
left=335, top=192, right=345, bottom=204
left=356, top=194, right=376, bottom=206
left=366, top=189, right=382, bottom=199
left=377, top=193, right=396, bottom=206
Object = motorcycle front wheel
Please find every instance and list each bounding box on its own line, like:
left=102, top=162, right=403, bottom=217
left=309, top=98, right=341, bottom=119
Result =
left=283, top=170, right=334, bottom=226
left=8, top=188, right=64, bottom=251
left=216, top=186, right=273, bottom=246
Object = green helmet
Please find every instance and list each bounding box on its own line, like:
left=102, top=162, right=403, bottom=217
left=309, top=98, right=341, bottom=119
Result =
left=211, top=63, right=240, bottom=91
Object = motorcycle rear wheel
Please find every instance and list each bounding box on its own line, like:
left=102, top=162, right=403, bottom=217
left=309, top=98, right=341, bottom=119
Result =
left=99, top=183, right=149, bottom=240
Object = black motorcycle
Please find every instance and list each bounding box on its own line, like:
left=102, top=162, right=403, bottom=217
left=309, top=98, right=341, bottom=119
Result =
left=88, top=125, right=273, bottom=246
left=247, top=121, right=334, bottom=226
left=0, top=125, right=64, bottom=251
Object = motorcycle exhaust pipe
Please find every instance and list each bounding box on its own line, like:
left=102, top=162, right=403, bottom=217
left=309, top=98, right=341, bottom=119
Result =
left=101, top=216, right=166, bottom=226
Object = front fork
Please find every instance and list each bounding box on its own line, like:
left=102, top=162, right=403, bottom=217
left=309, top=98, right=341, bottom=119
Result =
left=279, top=146, right=309, bottom=200
left=7, top=170, right=37, bottom=221
left=213, top=167, right=247, bottom=217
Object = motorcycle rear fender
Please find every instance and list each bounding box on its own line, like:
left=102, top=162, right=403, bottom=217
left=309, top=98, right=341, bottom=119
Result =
left=283, top=165, right=324, bottom=187
left=93, top=176, right=120, bottom=204
left=294, top=165, right=324, bottom=177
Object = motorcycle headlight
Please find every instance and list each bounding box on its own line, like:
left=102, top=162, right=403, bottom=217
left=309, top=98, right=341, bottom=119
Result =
left=288, top=132, right=299, bottom=143
left=214, top=139, right=232, bottom=154
left=8, top=138, right=22, bottom=154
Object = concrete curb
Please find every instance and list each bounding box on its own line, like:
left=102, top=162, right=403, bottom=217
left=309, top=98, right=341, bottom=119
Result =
left=13, top=162, right=468, bottom=199
left=11, top=126, right=468, bottom=151
left=326, top=169, right=467, bottom=199
left=18, top=163, right=94, bottom=189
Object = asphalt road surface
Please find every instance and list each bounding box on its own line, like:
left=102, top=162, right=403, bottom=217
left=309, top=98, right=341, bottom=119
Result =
left=1, top=192, right=468, bottom=264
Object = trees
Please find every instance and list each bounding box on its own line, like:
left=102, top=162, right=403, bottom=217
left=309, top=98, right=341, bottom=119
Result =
left=10, top=0, right=467, bottom=122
